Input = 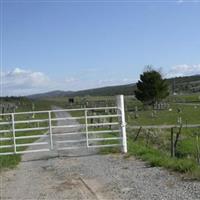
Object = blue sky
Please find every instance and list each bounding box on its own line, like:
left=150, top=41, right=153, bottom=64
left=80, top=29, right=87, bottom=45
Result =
left=0, top=0, right=200, bottom=96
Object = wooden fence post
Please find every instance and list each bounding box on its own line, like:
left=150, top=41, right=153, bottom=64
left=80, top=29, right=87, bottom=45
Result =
left=134, top=126, right=142, bottom=141
left=174, top=125, right=182, bottom=157
left=171, top=127, right=175, bottom=157
left=196, top=135, right=200, bottom=164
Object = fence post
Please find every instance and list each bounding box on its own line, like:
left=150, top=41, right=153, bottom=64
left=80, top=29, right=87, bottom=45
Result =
left=11, top=113, right=16, bottom=154
left=170, top=127, right=174, bottom=157
left=84, top=109, right=89, bottom=148
left=116, top=95, right=127, bottom=153
left=48, top=111, right=53, bottom=150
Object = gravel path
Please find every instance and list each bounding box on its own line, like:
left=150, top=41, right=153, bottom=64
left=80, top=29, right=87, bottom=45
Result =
left=1, top=107, right=200, bottom=200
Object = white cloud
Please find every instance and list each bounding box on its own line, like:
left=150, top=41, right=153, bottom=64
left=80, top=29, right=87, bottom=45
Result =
left=167, top=64, right=200, bottom=78
left=0, top=67, right=136, bottom=96
left=65, top=77, right=78, bottom=83
left=1, top=68, right=50, bottom=96
left=96, top=78, right=134, bottom=87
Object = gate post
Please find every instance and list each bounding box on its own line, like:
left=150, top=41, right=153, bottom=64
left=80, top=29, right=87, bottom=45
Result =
left=48, top=111, right=53, bottom=150
left=116, top=95, right=127, bottom=153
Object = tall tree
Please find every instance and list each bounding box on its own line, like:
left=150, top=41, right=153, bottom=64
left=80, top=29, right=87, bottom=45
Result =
left=135, top=68, right=169, bottom=105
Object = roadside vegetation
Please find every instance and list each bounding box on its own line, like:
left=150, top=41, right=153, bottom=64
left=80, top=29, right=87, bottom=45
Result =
left=127, top=139, right=200, bottom=179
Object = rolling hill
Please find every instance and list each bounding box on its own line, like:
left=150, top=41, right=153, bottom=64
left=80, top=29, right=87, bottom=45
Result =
left=28, top=74, right=200, bottom=99
left=28, top=83, right=136, bottom=99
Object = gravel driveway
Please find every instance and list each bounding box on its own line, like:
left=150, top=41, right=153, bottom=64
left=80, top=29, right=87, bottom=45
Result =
left=1, top=107, right=200, bottom=200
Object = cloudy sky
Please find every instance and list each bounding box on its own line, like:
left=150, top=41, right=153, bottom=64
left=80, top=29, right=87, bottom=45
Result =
left=0, top=0, right=200, bottom=96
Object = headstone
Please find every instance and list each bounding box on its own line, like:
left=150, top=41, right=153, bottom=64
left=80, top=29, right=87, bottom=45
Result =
left=177, top=116, right=182, bottom=124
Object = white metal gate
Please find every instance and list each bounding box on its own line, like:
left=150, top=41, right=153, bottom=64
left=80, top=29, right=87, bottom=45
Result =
left=0, top=95, right=127, bottom=156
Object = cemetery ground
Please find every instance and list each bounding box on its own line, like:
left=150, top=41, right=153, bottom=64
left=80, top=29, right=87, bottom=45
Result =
left=1, top=94, right=200, bottom=199
left=45, top=94, right=200, bottom=180
left=1, top=104, right=200, bottom=199
left=60, top=94, right=200, bottom=180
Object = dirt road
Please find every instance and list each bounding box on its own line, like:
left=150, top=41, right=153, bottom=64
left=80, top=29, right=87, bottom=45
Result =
left=1, top=108, right=200, bottom=200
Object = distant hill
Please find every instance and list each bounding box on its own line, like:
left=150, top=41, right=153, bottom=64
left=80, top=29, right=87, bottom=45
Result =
left=28, top=74, right=200, bottom=99
left=28, top=84, right=136, bottom=99
left=28, top=90, right=74, bottom=99
left=71, top=83, right=136, bottom=96
left=167, top=75, right=200, bottom=93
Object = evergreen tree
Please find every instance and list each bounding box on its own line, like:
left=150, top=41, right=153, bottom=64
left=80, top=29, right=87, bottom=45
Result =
left=135, top=68, right=169, bottom=105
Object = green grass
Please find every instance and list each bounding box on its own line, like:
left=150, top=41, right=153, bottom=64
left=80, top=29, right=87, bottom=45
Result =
left=168, top=93, right=200, bottom=103
left=176, top=136, right=200, bottom=158
left=127, top=139, right=200, bottom=179
left=129, top=127, right=200, bottom=159
left=127, top=103, right=200, bottom=126
left=0, top=155, right=21, bottom=169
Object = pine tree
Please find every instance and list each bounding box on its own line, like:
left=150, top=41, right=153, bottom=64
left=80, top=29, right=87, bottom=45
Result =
left=135, top=68, right=169, bottom=105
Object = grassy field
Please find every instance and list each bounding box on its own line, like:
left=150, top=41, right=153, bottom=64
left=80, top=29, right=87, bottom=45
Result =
left=126, top=103, right=200, bottom=126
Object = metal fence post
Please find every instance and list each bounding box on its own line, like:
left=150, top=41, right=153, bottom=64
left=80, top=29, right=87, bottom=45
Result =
left=84, top=109, right=89, bottom=148
left=11, top=113, right=17, bottom=154
left=48, top=111, right=53, bottom=150
left=116, top=95, right=127, bottom=153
